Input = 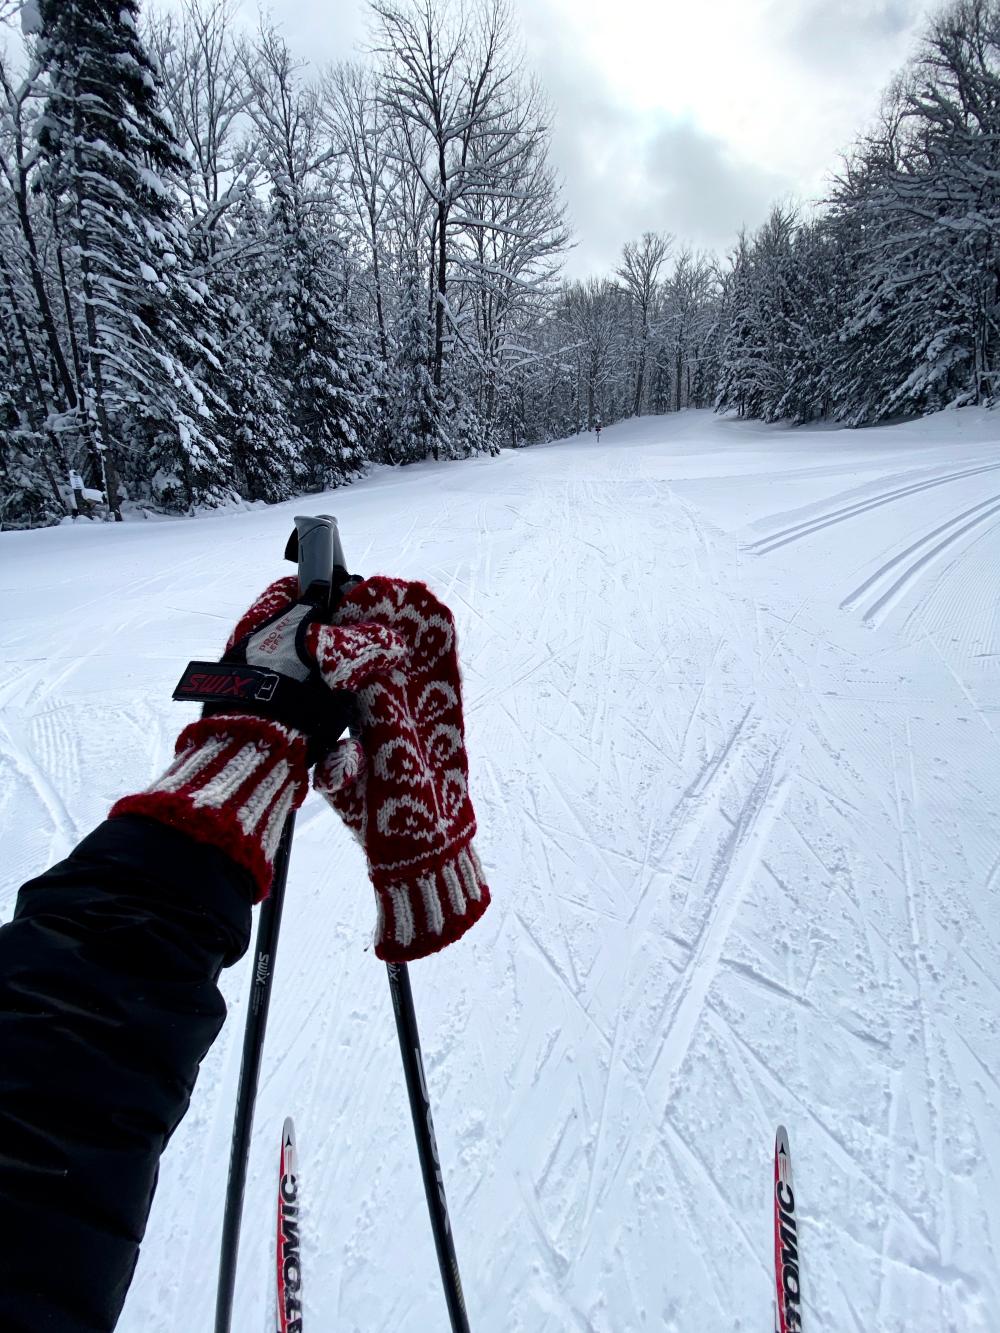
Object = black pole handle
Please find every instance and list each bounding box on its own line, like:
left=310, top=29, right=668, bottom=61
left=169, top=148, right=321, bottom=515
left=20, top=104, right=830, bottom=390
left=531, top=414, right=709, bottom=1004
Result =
left=286, top=514, right=348, bottom=612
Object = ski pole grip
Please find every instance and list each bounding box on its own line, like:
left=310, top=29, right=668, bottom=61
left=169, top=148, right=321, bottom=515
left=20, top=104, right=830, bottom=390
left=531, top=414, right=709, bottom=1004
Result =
left=292, top=515, right=336, bottom=609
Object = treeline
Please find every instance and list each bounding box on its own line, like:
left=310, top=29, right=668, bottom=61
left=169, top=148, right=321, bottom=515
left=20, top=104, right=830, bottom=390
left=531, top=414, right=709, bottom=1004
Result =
left=1, top=0, right=571, bottom=526
left=485, top=0, right=1000, bottom=437
left=2, top=0, right=998, bottom=529
left=717, top=0, right=1000, bottom=425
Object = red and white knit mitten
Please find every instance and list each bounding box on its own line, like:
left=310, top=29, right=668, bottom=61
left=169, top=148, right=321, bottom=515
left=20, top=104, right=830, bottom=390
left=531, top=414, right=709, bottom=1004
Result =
left=109, top=713, right=308, bottom=903
left=313, top=577, right=490, bottom=962
left=108, top=577, right=328, bottom=903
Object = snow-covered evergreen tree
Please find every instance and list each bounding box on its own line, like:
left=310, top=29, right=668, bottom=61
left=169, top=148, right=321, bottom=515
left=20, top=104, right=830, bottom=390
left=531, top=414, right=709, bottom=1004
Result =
left=387, top=271, right=441, bottom=463
left=36, top=0, right=235, bottom=514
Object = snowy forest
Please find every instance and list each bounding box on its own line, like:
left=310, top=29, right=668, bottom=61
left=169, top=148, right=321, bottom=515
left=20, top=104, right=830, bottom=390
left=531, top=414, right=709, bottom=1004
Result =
left=1, top=0, right=999, bottom=528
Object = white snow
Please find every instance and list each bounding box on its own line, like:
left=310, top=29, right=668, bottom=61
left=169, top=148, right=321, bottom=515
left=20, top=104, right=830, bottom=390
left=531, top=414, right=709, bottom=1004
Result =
left=2, top=408, right=999, bottom=1331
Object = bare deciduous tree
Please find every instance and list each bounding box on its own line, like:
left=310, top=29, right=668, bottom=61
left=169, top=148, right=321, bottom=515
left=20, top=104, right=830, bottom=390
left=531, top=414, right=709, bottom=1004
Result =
left=372, top=0, right=528, bottom=389
left=616, top=230, right=671, bottom=416
left=147, top=0, right=254, bottom=245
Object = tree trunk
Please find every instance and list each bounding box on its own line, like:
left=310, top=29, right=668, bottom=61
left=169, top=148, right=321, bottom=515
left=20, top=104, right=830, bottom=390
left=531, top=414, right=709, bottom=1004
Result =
left=434, top=198, right=447, bottom=392
left=53, top=220, right=101, bottom=479
left=372, top=242, right=388, bottom=364
left=75, top=205, right=123, bottom=521
left=13, top=182, right=76, bottom=410
left=0, top=259, right=73, bottom=516
left=633, top=331, right=646, bottom=416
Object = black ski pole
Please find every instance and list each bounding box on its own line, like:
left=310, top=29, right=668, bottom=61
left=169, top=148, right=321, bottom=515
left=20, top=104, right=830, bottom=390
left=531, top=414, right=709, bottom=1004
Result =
left=214, top=515, right=343, bottom=1333
left=386, top=961, right=472, bottom=1333
left=214, top=813, right=295, bottom=1333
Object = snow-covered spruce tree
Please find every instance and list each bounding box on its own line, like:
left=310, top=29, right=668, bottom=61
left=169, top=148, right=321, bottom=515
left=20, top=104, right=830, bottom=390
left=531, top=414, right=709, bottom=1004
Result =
left=387, top=269, right=442, bottom=463
left=0, top=319, right=63, bottom=529
left=35, top=0, right=235, bottom=516
left=715, top=208, right=799, bottom=422
left=831, top=2, right=1000, bottom=422
left=146, top=3, right=303, bottom=504
left=210, top=231, right=306, bottom=502
left=261, top=203, right=373, bottom=489
left=0, top=44, right=92, bottom=520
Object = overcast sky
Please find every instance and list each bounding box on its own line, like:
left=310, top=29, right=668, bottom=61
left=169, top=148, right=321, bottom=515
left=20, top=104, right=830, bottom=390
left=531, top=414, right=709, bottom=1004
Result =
left=154, top=0, right=938, bottom=278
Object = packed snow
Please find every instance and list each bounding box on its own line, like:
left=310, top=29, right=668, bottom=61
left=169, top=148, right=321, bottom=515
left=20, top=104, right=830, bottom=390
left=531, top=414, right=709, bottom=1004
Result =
left=2, top=408, right=999, bottom=1332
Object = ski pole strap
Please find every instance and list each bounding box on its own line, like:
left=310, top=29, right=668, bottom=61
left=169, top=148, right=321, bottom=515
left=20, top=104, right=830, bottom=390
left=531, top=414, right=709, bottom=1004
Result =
left=173, top=660, right=357, bottom=753
left=174, top=661, right=285, bottom=707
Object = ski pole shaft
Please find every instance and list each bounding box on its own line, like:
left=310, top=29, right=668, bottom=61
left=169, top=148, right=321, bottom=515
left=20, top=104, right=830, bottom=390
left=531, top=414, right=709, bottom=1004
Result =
left=214, top=812, right=295, bottom=1333
left=386, top=961, right=471, bottom=1333
left=214, top=514, right=341, bottom=1333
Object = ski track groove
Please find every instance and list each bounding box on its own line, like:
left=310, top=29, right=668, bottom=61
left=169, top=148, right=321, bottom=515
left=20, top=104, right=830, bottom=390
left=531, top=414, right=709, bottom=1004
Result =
left=745, top=461, right=1000, bottom=555
left=912, top=604, right=1000, bottom=755
left=645, top=738, right=793, bottom=1110
left=890, top=728, right=941, bottom=1168
left=840, top=492, right=1000, bottom=612
left=659, top=1112, right=762, bottom=1273
left=512, top=910, right=612, bottom=1051
left=625, top=706, right=766, bottom=937
left=854, top=504, right=1000, bottom=627
left=0, top=716, right=78, bottom=855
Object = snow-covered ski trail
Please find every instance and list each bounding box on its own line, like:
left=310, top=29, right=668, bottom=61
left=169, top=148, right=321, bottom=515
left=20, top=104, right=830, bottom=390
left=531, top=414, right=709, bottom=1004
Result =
left=2, top=408, right=999, bottom=1331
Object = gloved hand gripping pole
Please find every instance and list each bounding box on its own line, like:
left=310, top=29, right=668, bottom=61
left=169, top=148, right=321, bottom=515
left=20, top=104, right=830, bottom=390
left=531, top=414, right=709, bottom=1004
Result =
left=210, top=518, right=471, bottom=1333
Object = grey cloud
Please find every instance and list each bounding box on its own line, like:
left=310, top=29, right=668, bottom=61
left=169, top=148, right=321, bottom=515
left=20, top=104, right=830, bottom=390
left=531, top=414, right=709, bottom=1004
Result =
left=641, top=120, right=791, bottom=253
left=547, top=94, right=791, bottom=277
left=772, top=0, right=929, bottom=68
left=520, top=8, right=793, bottom=277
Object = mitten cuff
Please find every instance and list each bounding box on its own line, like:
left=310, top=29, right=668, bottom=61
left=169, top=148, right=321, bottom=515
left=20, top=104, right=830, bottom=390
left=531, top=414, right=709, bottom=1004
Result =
left=109, top=714, right=309, bottom=903
left=372, top=842, right=490, bottom=961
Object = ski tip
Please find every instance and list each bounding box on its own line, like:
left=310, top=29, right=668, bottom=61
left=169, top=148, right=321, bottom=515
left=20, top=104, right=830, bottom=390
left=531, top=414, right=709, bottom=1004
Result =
left=775, top=1124, right=789, bottom=1156
left=282, top=1116, right=296, bottom=1150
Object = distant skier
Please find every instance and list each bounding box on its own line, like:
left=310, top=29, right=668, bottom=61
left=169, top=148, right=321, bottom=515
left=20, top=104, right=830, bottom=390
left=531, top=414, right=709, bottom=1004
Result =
left=595, top=418, right=602, bottom=442
left=0, top=571, right=490, bottom=1332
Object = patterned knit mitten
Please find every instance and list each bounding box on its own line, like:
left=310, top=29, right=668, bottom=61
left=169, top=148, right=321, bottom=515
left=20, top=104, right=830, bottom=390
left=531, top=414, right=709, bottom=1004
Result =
left=313, top=577, right=490, bottom=962
left=109, top=577, right=399, bottom=903
left=109, top=713, right=309, bottom=902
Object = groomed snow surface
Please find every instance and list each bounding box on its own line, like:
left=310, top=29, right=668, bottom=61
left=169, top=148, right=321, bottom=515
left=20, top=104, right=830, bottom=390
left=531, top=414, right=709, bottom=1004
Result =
left=2, top=408, right=999, bottom=1332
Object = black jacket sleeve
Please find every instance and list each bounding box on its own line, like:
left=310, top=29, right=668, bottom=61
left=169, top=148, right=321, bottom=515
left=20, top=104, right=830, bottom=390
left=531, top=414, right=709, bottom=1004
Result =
left=0, top=815, right=254, bottom=1333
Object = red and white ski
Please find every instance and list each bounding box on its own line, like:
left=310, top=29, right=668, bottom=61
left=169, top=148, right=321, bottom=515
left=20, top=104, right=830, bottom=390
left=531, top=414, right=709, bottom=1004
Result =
left=276, top=1117, right=303, bottom=1333
left=773, top=1125, right=802, bottom=1332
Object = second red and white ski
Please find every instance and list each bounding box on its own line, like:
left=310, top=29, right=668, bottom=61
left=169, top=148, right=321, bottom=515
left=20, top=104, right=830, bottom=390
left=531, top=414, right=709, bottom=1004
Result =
left=773, top=1125, right=802, bottom=1332
left=276, top=1117, right=303, bottom=1333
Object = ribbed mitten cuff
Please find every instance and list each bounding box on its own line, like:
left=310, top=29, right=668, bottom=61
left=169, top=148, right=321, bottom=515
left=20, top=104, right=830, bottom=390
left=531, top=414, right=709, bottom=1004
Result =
left=109, top=714, right=309, bottom=902
left=372, top=841, right=490, bottom=962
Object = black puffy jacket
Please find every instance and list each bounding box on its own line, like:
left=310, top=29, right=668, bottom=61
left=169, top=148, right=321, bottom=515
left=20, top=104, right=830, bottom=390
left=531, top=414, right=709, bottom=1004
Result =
left=0, top=815, right=253, bottom=1332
